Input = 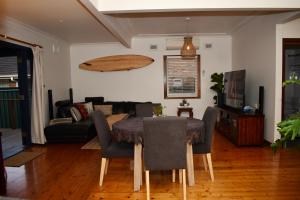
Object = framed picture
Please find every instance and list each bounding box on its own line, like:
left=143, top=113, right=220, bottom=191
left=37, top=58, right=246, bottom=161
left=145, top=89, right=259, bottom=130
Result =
left=164, top=55, right=200, bottom=99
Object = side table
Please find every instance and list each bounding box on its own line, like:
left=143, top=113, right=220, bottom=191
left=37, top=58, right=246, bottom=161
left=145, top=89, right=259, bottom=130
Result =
left=177, top=107, right=193, bottom=118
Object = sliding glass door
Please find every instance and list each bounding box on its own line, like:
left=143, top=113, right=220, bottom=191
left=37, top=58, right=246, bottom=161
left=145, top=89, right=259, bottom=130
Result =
left=0, top=40, right=33, bottom=158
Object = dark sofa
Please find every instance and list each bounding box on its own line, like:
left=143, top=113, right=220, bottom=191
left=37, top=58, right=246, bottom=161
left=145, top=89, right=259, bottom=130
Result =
left=102, top=101, right=152, bottom=117
left=44, top=97, right=157, bottom=143
left=44, top=98, right=103, bottom=143
left=44, top=119, right=96, bottom=143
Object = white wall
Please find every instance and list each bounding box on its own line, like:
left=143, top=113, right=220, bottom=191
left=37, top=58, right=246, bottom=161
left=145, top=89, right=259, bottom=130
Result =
left=70, top=36, right=232, bottom=119
left=274, top=18, right=300, bottom=140
left=0, top=17, right=71, bottom=122
left=232, top=13, right=299, bottom=142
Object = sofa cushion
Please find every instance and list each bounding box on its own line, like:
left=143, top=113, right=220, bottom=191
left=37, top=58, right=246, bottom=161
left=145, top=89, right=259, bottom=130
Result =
left=55, top=100, right=71, bottom=107
left=74, top=104, right=89, bottom=120
left=94, top=105, right=113, bottom=116
left=103, top=101, right=125, bottom=114
left=70, top=107, right=82, bottom=121
left=84, top=102, right=94, bottom=116
left=85, top=97, right=104, bottom=105
left=56, top=105, right=72, bottom=118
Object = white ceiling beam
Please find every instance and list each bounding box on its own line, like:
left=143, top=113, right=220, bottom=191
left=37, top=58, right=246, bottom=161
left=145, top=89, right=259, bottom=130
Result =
left=79, top=0, right=132, bottom=47
left=93, top=0, right=300, bottom=13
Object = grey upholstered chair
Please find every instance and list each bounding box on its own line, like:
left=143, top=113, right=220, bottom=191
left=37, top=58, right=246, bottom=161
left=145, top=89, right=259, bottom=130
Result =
left=135, top=103, right=153, bottom=117
left=93, top=111, right=134, bottom=186
left=143, top=117, right=187, bottom=200
left=193, top=107, right=218, bottom=181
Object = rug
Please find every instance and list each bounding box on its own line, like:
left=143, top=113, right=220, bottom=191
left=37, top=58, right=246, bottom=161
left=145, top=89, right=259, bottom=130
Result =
left=4, top=151, right=44, bottom=167
left=81, top=137, right=101, bottom=150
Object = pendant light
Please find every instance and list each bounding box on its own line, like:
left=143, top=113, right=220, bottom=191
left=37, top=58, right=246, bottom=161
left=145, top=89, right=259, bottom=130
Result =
left=181, top=17, right=196, bottom=57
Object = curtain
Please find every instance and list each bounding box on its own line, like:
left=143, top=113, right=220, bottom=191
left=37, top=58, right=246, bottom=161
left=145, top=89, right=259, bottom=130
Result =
left=31, top=46, right=46, bottom=144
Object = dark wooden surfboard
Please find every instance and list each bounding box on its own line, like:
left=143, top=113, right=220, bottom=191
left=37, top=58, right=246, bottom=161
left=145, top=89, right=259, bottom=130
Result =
left=79, top=54, right=154, bottom=72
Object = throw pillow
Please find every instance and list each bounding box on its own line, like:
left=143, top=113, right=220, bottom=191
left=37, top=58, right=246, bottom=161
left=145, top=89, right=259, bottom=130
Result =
left=94, top=105, right=112, bottom=116
left=74, top=103, right=89, bottom=120
left=70, top=107, right=82, bottom=121
left=83, top=102, right=94, bottom=116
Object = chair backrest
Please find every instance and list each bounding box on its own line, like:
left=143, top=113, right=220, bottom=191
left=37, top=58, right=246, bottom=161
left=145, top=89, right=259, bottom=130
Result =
left=93, top=111, right=112, bottom=152
left=136, top=103, right=153, bottom=117
left=199, top=107, right=218, bottom=153
left=143, top=117, right=187, bottom=171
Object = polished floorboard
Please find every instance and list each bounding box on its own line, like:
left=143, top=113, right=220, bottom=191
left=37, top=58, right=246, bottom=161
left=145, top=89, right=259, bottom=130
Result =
left=3, top=131, right=300, bottom=200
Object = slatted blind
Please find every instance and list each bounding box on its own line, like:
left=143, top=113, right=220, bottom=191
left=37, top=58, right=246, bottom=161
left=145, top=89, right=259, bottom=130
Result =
left=0, top=56, right=18, bottom=76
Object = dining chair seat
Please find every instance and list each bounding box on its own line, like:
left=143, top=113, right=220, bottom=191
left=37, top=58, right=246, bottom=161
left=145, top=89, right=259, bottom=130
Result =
left=93, top=111, right=134, bottom=187
left=105, top=141, right=134, bottom=157
left=193, top=107, right=217, bottom=181
left=143, top=116, right=187, bottom=200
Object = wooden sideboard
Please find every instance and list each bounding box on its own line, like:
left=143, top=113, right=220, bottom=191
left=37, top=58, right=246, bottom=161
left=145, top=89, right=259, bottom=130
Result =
left=216, top=106, right=264, bottom=146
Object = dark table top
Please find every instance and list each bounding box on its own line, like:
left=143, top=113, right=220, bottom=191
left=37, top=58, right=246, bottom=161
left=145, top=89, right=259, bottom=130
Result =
left=112, top=117, right=205, bottom=144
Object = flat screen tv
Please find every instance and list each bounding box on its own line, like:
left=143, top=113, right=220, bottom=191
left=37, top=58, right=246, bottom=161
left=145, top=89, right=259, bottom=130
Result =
left=224, top=70, right=246, bottom=109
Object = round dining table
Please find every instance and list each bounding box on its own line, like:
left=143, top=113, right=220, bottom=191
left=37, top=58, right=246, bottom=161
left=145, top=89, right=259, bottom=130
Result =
left=111, top=117, right=205, bottom=191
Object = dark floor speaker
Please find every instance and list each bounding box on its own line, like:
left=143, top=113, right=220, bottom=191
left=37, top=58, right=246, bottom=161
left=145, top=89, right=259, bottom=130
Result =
left=48, top=89, right=54, bottom=120
left=69, top=88, right=73, bottom=104
left=258, top=86, right=264, bottom=114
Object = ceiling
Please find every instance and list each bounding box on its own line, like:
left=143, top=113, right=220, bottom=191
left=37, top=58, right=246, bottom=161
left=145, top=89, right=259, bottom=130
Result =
left=0, top=0, right=299, bottom=45
left=0, top=0, right=117, bottom=43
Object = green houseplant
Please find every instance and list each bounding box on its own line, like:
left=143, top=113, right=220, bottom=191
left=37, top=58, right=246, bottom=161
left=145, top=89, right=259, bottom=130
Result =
left=272, top=72, right=300, bottom=151
left=210, top=73, right=224, bottom=105
left=153, top=104, right=166, bottom=116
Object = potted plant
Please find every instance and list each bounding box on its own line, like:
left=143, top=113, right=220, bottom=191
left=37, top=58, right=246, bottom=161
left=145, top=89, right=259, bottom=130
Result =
left=210, top=73, right=224, bottom=106
left=153, top=104, right=166, bottom=116
left=271, top=72, right=300, bottom=151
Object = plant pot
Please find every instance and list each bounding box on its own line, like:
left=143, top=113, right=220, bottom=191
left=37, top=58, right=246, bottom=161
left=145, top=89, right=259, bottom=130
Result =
left=217, top=92, right=224, bottom=107
left=284, top=137, right=300, bottom=149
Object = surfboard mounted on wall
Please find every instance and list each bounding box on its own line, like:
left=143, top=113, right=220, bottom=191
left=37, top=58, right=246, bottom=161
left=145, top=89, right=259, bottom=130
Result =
left=79, top=54, right=154, bottom=72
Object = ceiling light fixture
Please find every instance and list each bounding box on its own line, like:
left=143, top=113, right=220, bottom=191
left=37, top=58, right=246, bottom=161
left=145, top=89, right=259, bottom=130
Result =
left=181, top=17, right=196, bottom=57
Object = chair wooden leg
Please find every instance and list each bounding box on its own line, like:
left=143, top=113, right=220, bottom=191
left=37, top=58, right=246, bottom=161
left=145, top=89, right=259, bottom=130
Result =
left=182, top=169, right=186, bottom=200
left=139, top=150, right=143, bottom=186
left=105, top=159, right=109, bottom=175
left=206, top=153, right=214, bottom=181
left=172, top=169, right=176, bottom=182
left=134, top=144, right=142, bottom=191
left=99, top=158, right=107, bottom=186
left=202, top=155, right=208, bottom=171
left=146, top=170, right=150, bottom=200
left=179, top=169, right=182, bottom=184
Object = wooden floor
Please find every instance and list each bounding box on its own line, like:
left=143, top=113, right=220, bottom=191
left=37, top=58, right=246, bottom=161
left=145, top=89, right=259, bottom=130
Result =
left=3, top=131, right=300, bottom=200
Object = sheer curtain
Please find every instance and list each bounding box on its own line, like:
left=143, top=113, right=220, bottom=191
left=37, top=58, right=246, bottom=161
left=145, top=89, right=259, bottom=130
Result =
left=31, top=46, right=46, bottom=144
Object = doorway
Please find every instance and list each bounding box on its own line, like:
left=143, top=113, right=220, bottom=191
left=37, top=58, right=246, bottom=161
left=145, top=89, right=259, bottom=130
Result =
left=282, top=38, right=300, bottom=120
left=0, top=40, right=33, bottom=158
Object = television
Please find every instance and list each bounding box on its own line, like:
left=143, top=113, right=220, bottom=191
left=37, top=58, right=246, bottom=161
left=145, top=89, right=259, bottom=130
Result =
left=223, top=70, right=246, bottom=109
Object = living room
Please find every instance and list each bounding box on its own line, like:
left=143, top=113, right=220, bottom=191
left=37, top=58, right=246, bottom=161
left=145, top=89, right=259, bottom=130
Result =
left=0, top=0, right=300, bottom=199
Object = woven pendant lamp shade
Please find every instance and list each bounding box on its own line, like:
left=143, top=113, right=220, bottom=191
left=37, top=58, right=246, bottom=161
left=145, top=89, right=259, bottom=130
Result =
left=181, top=36, right=196, bottom=57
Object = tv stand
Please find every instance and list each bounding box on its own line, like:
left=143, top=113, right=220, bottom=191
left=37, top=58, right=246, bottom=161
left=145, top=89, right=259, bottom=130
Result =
left=216, top=106, right=264, bottom=146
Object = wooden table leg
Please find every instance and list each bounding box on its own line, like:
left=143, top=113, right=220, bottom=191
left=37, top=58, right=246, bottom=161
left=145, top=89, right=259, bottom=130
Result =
left=134, top=144, right=142, bottom=191
left=138, top=144, right=143, bottom=186
left=186, top=143, right=195, bottom=186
